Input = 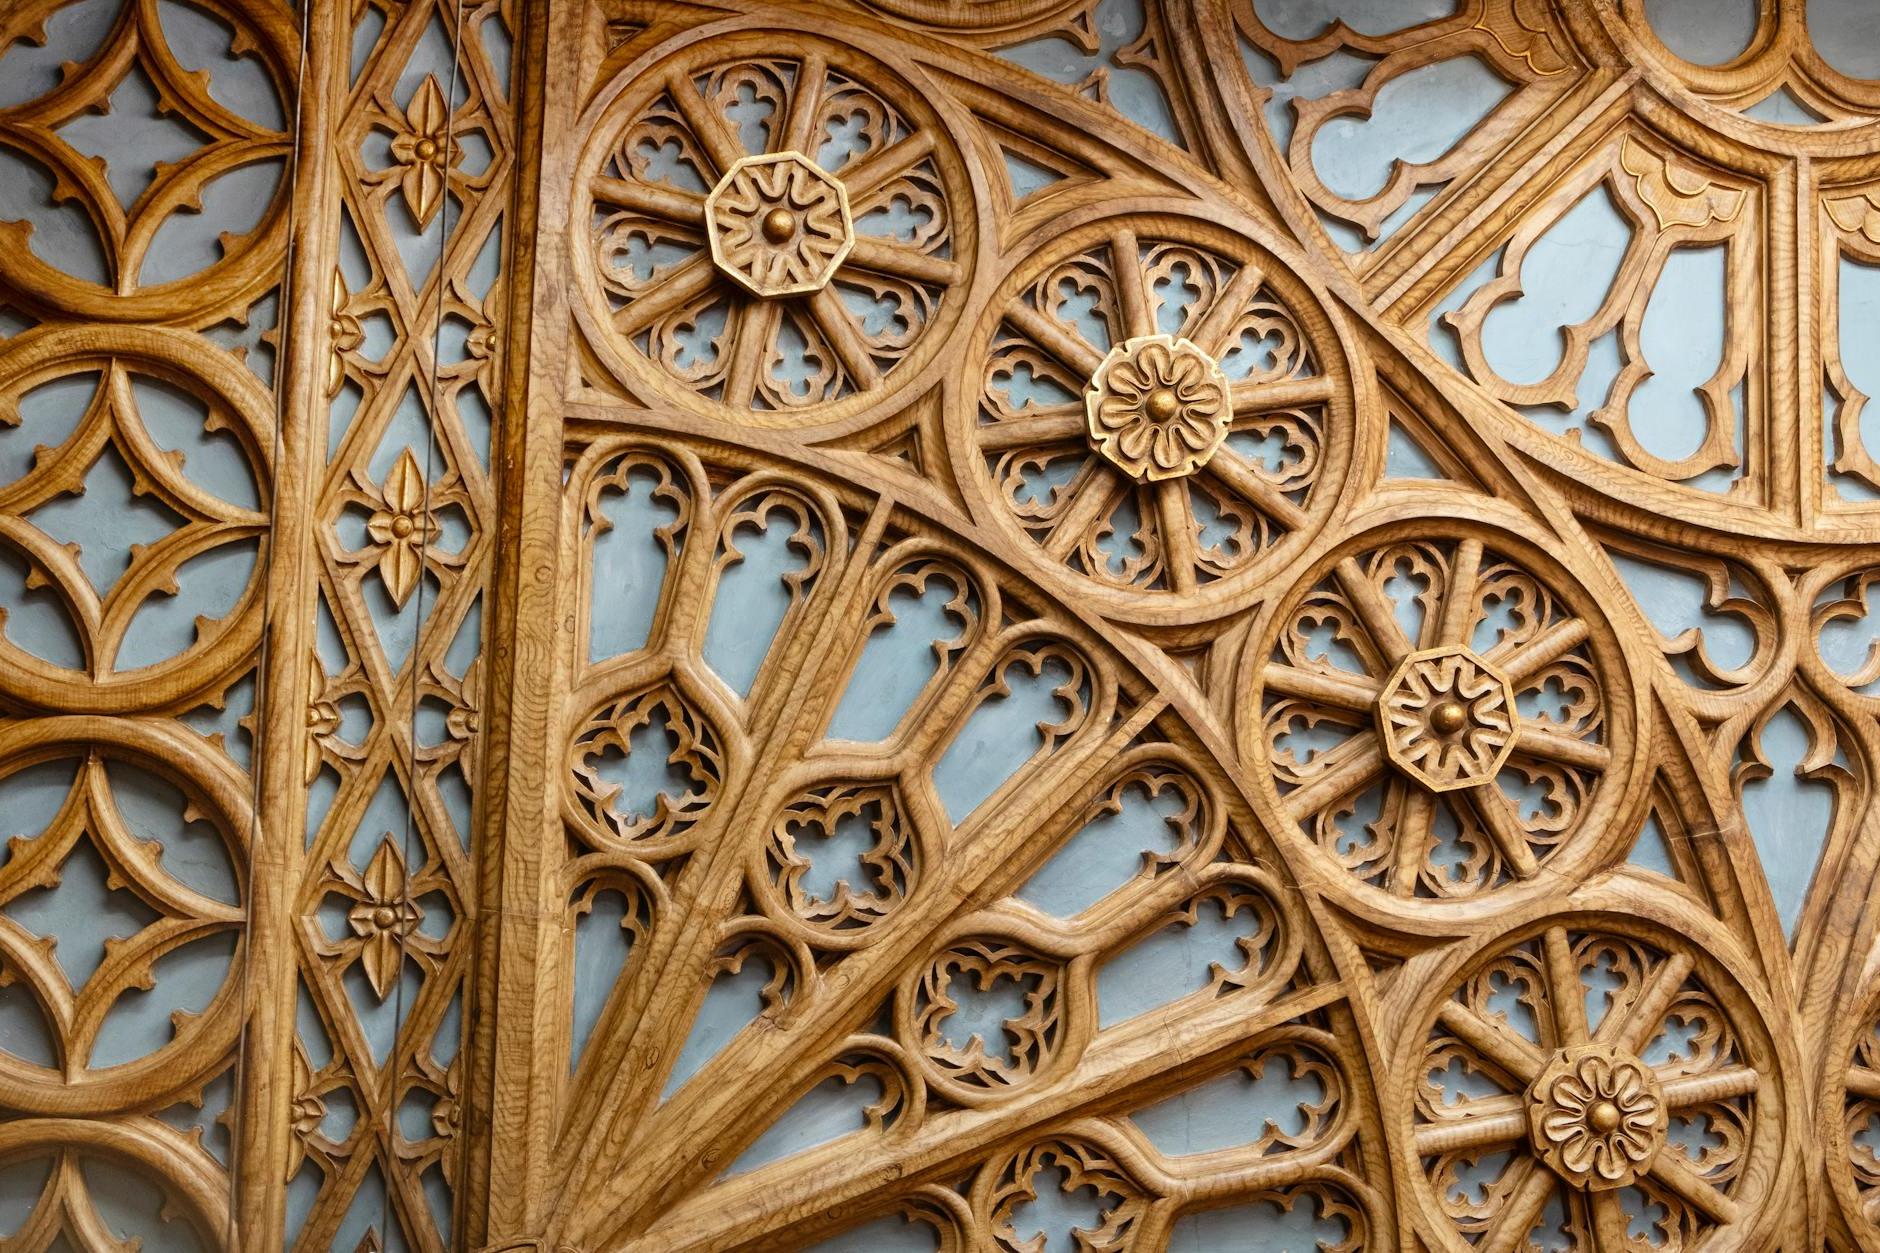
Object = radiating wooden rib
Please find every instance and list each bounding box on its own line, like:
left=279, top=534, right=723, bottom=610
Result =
left=1651, top=1146, right=1740, bottom=1225
left=1227, top=373, right=1335, bottom=416
left=1438, top=1002, right=1547, bottom=1085
left=1542, top=926, right=1587, bottom=1048
left=589, top=174, right=705, bottom=227
left=1438, top=537, right=1483, bottom=646
left=1282, top=736, right=1384, bottom=821
left=843, top=235, right=960, bottom=286
left=1388, top=784, right=1435, bottom=896
left=547, top=502, right=899, bottom=1200
left=1188, top=263, right=1265, bottom=356
left=975, top=409, right=1088, bottom=452
left=1511, top=722, right=1612, bottom=771
left=1110, top=226, right=1152, bottom=339
left=808, top=285, right=881, bottom=388
left=1479, top=1158, right=1557, bottom=1253
left=1589, top=1188, right=1630, bottom=1249
left=568, top=701, right=1166, bottom=1244
left=1490, top=617, right=1591, bottom=682
left=1042, top=463, right=1123, bottom=560
left=1662, top=1064, right=1759, bottom=1108
left=780, top=52, right=826, bottom=153
left=1335, top=556, right=1413, bottom=665
left=664, top=68, right=744, bottom=178
left=1153, top=479, right=1198, bottom=593
left=1606, top=950, right=1694, bottom=1054
left=612, top=982, right=1347, bottom=1252
left=612, top=255, right=717, bottom=336
left=1412, top=1098, right=1525, bottom=1155
left=722, top=300, right=781, bottom=408
left=839, top=129, right=936, bottom=202
left=1202, top=445, right=1310, bottom=531
left=1461, top=785, right=1542, bottom=878
left=1006, top=301, right=1105, bottom=379
left=1261, top=663, right=1380, bottom=713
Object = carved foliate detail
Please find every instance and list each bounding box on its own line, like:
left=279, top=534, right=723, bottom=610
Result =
left=1525, top=1043, right=1668, bottom=1190
left=705, top=152, right=855, bottom=298
left=1084, top=334, right=1231, bottom=482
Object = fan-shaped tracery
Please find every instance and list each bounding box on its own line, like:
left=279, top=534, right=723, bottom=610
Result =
left=1241, top=511, right=1641, bottom=907
left=530, top=432, right=1395, bottom=1252
left=1408, top=914, right=1787, bottom=1251
left=573, top=28, right=978, bottom=429
left=961, top=209, right=1356, bottom=622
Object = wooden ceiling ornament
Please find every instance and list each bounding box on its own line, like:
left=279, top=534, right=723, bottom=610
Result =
left=5, top=0, right=1880, bottom=1250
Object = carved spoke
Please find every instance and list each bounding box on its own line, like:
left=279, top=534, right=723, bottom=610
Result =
left=841, top=129, right=937, bottom=203
left=1479, top=1158, right=1558, bottom=1253
left=844, top=235, right=960, bottom=286
left=1459, top=785, right=1541, bottom=879
left=1336, top=557, right=1414, bottom=665
left=1438, top=1002, right=1547, bottom=1086
left=1414, top=1098, right=1527, bottom=1155
left=1227, top=373, right=1335, bottom=418
left=781, top=52, right=828, bottom=152
left=723, top=300, right=783, bottom=408
left=1543, top=926, right=1589, bottom=1048
left=1282, top=734, right=1385, bottom=821
left=1189, top=263, right=1266, bottom=356
left=1006, top=301, right=1106, bottom=379
left=1261, top=663, right=1380, bottom=713
left=1511, top=722, right=1612, bottom=771
left=590, top=173, right=707, bottom=227
left=1650, top=1149, right=1740, bottom=1226
left=665, top=69, right=746, bottom=177
left=1201, top=443, right=1310, bottom=531
left=1042, top=461, right=1125, bottom=559
left=1111, top=227, right=1153, bottom=338
left=808, top=284, right=882, bottom=387
left=612, top=253, right=717, bottom=335
left=1587, top=1188, right=1629, bottom=1251
left=1153, top=479, right=1199, bottom=592
left=975, top=409, right=1088, bottom=452
left=1604, top=950, right=1695, bottom=1054
left=1438, top=537, right=1483, bottom=646
left=1388, top=782, right=1436, bottom=895
left=1491, top=617, right=1591, bottom=683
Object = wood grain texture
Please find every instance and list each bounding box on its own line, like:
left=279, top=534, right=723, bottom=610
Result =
left=8, top=0, right=1880, bottom=1250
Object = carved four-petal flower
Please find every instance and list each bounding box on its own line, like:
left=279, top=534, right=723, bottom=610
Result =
left=366, top=448, right=439, bottom=607
left=388, top=75, right=458, bottom=228
left=348, top=839, right=423, bottom=1000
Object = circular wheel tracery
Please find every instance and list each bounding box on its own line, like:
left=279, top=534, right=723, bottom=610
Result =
left=1405, top=914, right=1787, bottom=1252
left=955, top=209, right=1359, bottom=627
left=572, top=28, right=981, bottom=433
left=1238, top=509, right=1644, bottom=914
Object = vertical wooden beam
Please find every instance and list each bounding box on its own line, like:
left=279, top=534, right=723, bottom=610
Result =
left=233, top=0, right=345, bottom=1244
left=460, top=0, right=582, bottom=1243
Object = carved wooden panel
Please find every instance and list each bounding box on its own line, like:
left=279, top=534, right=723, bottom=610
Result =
left=5, top=1, right=1880, bottom=1251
